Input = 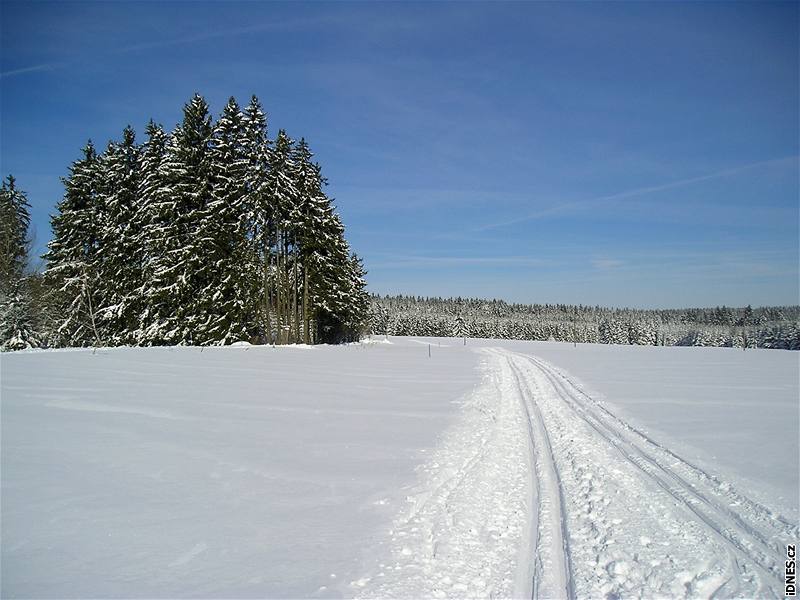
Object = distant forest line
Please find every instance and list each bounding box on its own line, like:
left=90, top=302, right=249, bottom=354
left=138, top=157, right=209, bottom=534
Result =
left=369, top=295, right=800, bottom=350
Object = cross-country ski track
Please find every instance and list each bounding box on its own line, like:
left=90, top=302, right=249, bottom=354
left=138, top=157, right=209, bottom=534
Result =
left=357, top=346, right=796, bottom=599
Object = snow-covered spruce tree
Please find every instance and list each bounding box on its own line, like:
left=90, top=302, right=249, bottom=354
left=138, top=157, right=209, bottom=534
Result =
left=0, top=175, right=31, bottom=285
left=204, top=97, right=251, bottom=344
left=0, top=176, right=43, bottom=350
left=290, top=138, right=319, bottom=344
left=786, top=323, right=800, bottom=350
left=628, top=319, right=657, bottom=345
left=0, top=278, right=43, bottom=350
left=44, top=142, right=106, bottom=347
left=135, top=120, right=169, bottom=344
left=291, top=138, right=358, bottom=344
left=241, top=95, right=271, bottom=343
left=292, top=144, right=367, bottom=343
left=342, top=253, right=370, bottom=341
left=141, top=94, right=215, bottom=345
left=369, top=300, right=390, bottom=336
left=313, top=219, right=369, bottom=343
left=96, top=127, right=142, bottom=344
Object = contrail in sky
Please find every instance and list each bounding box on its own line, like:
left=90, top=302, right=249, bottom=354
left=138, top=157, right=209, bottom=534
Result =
left=1, top=16, right=338, bottom=79
left=475, top=155, right=799, bottom=231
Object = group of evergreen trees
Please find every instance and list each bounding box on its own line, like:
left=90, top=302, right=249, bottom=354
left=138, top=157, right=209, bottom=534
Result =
left=370, top=295, right=800, bottom=350
left=0, top=94, right=369, bottom=350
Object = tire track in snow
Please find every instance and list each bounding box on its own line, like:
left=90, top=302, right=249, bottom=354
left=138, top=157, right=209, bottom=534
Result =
left=503, top=348, right=792, bottom=598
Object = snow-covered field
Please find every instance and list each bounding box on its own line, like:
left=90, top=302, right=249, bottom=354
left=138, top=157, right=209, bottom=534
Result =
left=2, top=338, right=797, bottom=598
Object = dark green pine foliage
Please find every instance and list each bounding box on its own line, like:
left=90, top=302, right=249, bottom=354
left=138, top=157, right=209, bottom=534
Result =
left=136, top=120, right=169, bottom=344
left=264, top=129, right=299, bottom=344
left=311, top=209, right=365, bottom=343
left=291, top=138, right=324, bottom=343
left=241, top=95, right=271, bottom=341
left=206, top=97, right=250, bottom=343
left=291, top=140, right=368, bottom=343
left=97, top=126, right=141, bottom=343
left=144, top=95, right=215, bottom=344
left=0, top=176, right=42, bottom=350
left=342, top=254, right=370, bottom=341
left=44, top=142, right=105, bottom=346
left=0, top=279, right=42, bottom=350
left=0, top=175, right=31, bottom=283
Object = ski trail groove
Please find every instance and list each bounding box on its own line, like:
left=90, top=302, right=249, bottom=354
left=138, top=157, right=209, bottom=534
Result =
left=504, top=348, right=792, bottom=599
left=504, top=352, right=574, bottom=599
left=528, top=354, right=798, bottom=539
left=522, top=354, right=791, bottom=576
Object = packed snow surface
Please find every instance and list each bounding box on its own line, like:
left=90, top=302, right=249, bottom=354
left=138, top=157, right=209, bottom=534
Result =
left=2, top=337, right=797, bottom=598
left=469, top=339, right=800, bottom=505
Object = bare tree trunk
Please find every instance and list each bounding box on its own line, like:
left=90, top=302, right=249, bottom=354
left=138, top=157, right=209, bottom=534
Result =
left=264, top=239, right=272, bottom=343
left=303, top=259, right=310, bottom=345
left=281, top=233, right=289, bottom=344
left=275, top=230, right=282, bottom=344
left=280, top=233, right=286, bottom=344
left=82, top=270, right=102, bottom=348
left=292, top=238, right=299, bottom=343
left=285, top=237, right=292, bottom=344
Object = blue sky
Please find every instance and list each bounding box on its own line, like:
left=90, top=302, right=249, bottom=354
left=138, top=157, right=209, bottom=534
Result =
left=1, top=1, right=797, bottom=308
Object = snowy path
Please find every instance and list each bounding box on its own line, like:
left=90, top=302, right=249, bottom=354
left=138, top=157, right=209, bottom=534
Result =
left=358, top=346, right=796, bottom=599
left=354, top=350, right=536, bottom=598
left=505, top=347, right=795, bottom=598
